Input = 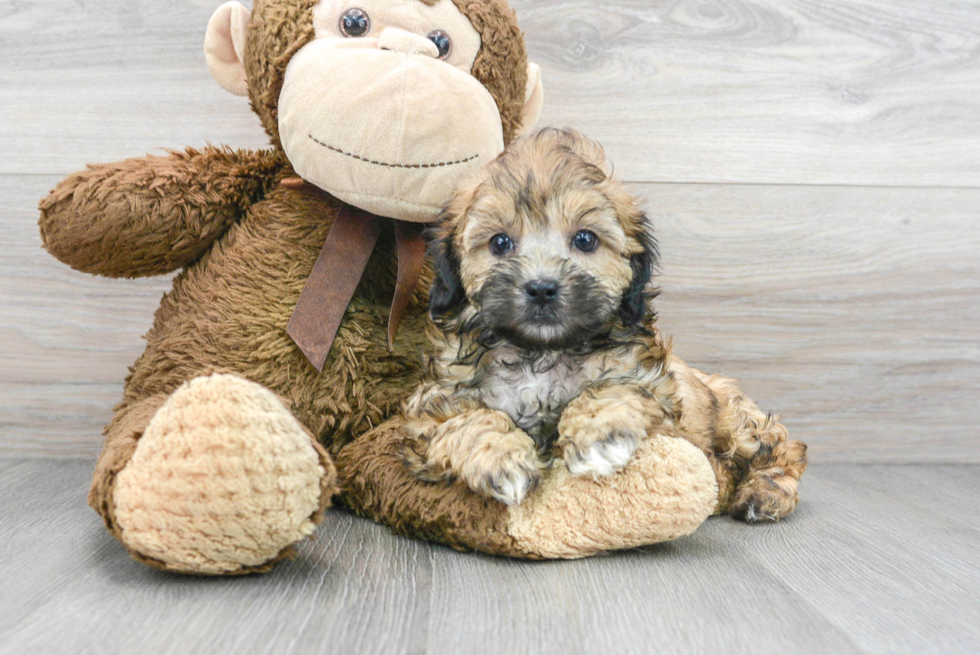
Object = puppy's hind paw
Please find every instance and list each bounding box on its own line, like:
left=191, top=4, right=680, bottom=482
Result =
left=729, top=470, right=800, bottom=523
left=730, top=498, right=777, bottom=523
left=564, top=433, right=639, bottom=479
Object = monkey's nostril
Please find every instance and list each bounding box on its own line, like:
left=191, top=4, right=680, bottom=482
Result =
left=525, top=279, right=560, bottom=305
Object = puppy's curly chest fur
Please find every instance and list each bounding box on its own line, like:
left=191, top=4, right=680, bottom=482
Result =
left=478, top=350, right=595, bottom=445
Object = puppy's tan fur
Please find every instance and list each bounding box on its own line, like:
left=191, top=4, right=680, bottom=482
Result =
left=402, top=129, right=808, bottom=521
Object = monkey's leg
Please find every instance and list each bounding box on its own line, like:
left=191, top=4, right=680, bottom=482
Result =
left=90, top=373, right=336, bottom=575
left=403, top=409, right=543, bottom=506
left=340, top=417, right=719, bottom=559
left=558, top=384, right=658, bottom=478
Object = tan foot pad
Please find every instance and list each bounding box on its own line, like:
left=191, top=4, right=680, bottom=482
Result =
left=113, top=374, right=327, bottom=574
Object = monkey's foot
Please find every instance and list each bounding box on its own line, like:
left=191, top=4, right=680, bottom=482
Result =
left=111, top=374, right=335, bottom=574
left=508, top=433, right=718, bottom=558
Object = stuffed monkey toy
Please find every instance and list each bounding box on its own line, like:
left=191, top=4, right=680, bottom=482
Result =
left=38, top=0, right=719, bottom=575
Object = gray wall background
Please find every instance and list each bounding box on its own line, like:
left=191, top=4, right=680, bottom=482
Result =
left=2, top=0, right=978, bottom=462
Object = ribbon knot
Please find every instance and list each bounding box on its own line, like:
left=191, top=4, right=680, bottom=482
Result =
left=283, top=178, right=428, bottom=372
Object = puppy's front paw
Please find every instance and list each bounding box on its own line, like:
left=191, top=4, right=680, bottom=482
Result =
left=558, top=400, right=646, bottom=479
left=562, top=432, right=639, bottom=478
left=460, top=438, right=543, bottom=506
left=403, top=409, right=544, bottom=506
left=480, top=458, right=541, bottom=506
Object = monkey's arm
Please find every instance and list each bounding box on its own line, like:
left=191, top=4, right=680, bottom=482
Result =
left=39, top=146, right=285, bottom=278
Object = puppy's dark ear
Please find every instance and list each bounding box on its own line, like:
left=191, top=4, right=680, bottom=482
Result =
left=619, top=219, right=659, bottom=326
left=427, top=175, right=483, bottom=320
left=428, top=232, right=466, bottom=319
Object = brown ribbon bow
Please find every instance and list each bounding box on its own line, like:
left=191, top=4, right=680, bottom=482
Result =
left=282, top=177, right=428, bottom=372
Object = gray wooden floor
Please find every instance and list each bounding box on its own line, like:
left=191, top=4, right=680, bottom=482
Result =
left=2, top=0, right=980, bottom=653
left=0, top=461, right=977, bottom=655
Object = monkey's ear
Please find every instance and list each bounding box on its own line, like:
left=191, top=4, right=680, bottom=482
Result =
left=205, top=1, right=252, bottom=97
left=428, top=236, right=467, bottom=319
left=515, top=63, right=545, bottom=138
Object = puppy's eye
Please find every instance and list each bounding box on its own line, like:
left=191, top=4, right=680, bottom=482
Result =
left=340, top=8, right=371, bottom=37
left=427, top=30, right=452, bottom=59
left=489, top=234, right=514, bottom=256
left=573, top=230, right=599, bottom=253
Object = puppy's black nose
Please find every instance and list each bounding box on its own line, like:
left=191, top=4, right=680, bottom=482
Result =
left=525, top=279, right=560, bottom=305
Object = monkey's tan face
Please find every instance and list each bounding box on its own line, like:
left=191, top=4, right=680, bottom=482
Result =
left=448, top=137, right=649, bottom=350
left=277, top=0, right=506, bottom=222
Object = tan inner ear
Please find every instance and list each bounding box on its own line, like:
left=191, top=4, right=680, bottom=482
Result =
left=205, top=1, right=252, bottom=97
left=516, top=62, right=545, bottom=138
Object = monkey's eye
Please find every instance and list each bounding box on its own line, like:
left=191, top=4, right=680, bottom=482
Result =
left=340, top=8, right=371, bottom=37
left=427, top=30, right=452, bottom=59
left=489, top=234, right=514, bottom=256
left=572, top=230, right=599, bottom=253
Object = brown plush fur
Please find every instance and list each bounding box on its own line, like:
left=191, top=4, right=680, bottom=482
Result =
left=38, top=0, right=532, bottom=573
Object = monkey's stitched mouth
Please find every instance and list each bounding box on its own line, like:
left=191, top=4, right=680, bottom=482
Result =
left=309, top=135, right=479, bottom=170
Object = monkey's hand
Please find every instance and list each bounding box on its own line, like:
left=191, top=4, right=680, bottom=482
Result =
left=39, top=146, right=284, bottom=278
left=558, top=385, right=651, bottom=478
left=403, top=408, right=543, bottom=506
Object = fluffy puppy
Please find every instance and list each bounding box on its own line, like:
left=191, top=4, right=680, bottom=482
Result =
left=402, top=128, right=808, bottom=521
